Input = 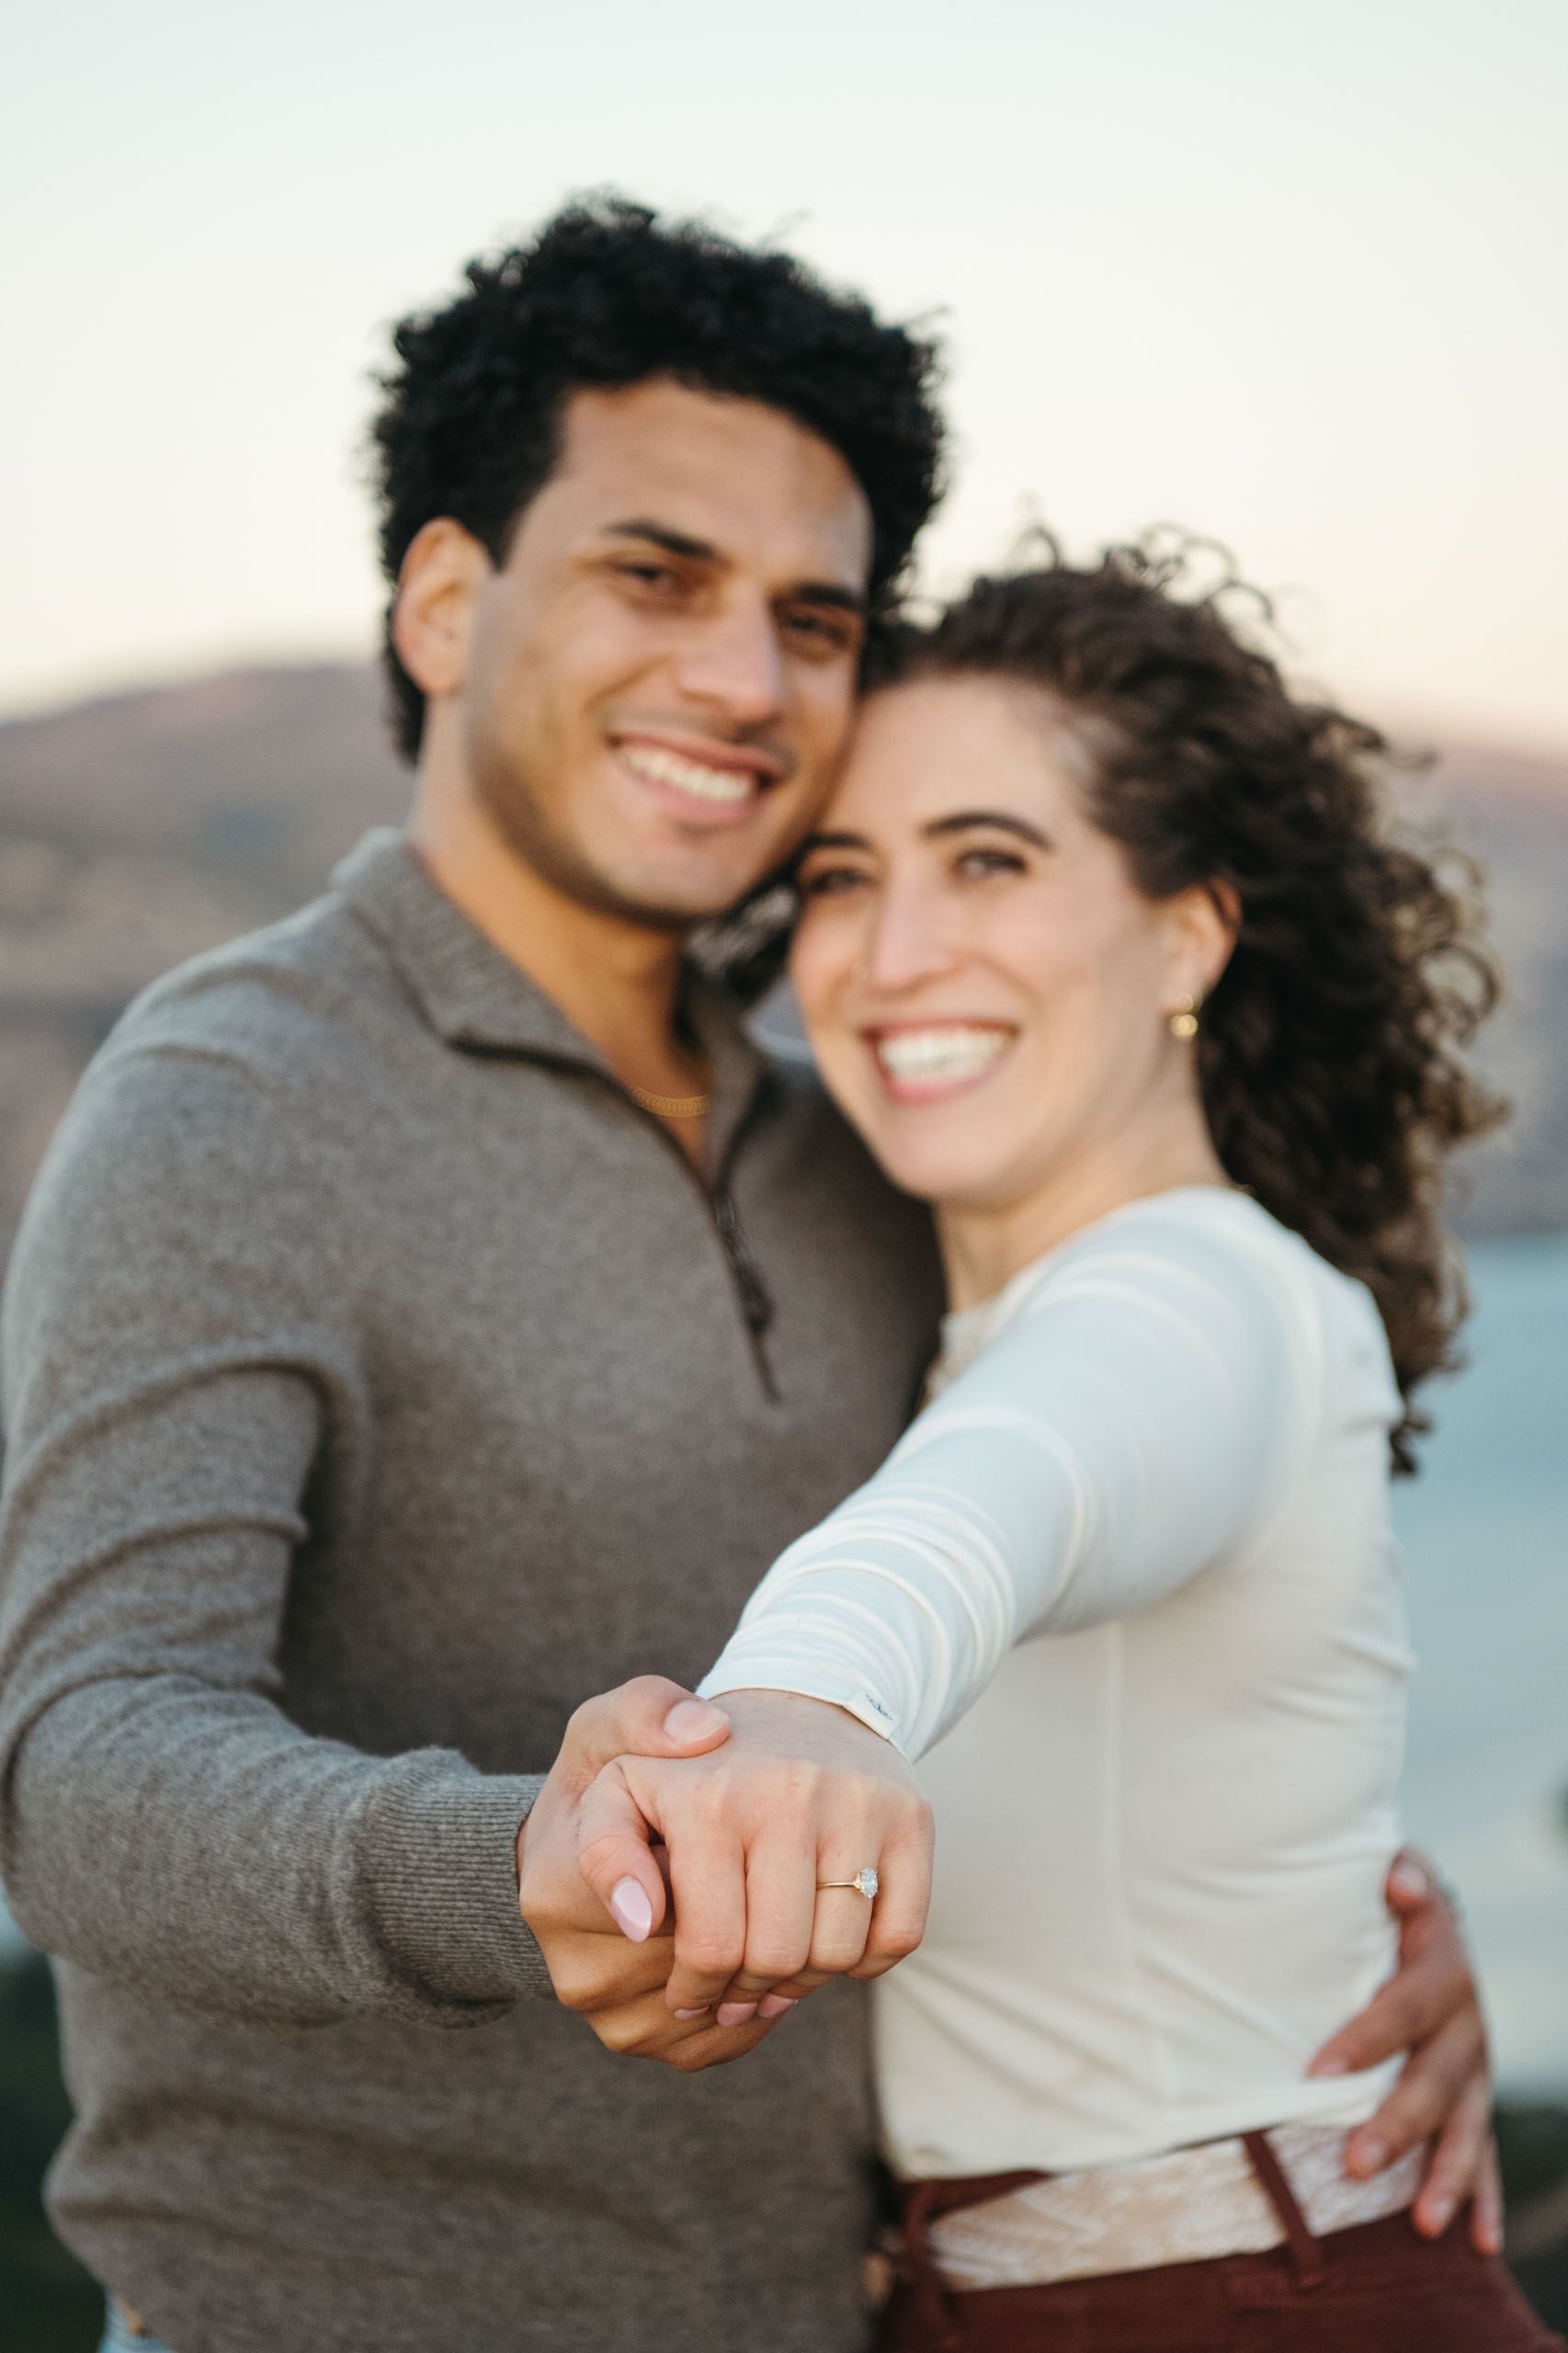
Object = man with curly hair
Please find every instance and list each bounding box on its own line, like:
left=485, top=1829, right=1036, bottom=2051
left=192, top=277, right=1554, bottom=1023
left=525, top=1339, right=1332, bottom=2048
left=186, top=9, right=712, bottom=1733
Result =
left=0, top=199, right=1488, bottom=2353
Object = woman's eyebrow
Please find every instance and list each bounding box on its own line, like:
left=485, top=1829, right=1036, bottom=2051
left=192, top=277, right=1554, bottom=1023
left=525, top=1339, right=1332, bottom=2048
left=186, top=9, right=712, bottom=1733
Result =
left=801, top=812, right=1053, bottom=857
left=799, top=828, right=873, bottom=854
left=923, top=810, right=1052, bottom=848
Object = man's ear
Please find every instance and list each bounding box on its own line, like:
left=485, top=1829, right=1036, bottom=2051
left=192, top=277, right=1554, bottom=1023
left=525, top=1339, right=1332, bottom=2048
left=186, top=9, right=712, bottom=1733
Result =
left=390, top=519, right=491, bottom=700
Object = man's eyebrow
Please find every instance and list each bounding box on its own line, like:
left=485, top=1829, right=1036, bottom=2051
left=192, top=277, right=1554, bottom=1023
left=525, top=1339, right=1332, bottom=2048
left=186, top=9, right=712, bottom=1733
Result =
left=597, top=518, right=866, bottom=615
left=790, top=581, right=867, bottom=618
left=924, top=810, right=1051, bottom=849
left=598, top=518, right=719, bottom=563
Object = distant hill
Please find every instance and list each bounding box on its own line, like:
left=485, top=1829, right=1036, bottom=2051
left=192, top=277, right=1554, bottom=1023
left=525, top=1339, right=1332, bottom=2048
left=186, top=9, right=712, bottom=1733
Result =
left=0, top=660, right=1563, bottom=1263
left=0, top=665, right=409, bottom=1265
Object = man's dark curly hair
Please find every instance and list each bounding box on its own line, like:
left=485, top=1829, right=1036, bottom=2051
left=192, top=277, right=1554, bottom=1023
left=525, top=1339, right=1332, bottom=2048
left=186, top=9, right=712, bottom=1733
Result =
left=369, top=195, right=947, bottom=761
left=874, top=535, right=1506, bottom=1471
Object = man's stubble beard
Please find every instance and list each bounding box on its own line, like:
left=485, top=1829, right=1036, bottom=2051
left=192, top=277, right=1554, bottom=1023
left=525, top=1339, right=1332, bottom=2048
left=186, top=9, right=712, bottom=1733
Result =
left=467, top=718, right=722, bottom=939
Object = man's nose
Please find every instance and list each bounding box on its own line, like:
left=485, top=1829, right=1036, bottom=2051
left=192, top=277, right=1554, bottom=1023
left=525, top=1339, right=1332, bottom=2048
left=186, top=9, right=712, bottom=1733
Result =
left=674, top=598, right=788, bottom=729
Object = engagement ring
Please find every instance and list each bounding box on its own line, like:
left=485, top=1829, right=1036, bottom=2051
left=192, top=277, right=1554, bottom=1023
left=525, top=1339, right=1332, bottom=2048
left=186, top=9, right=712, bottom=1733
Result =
left=817, top=1868, right=879, bottom=1900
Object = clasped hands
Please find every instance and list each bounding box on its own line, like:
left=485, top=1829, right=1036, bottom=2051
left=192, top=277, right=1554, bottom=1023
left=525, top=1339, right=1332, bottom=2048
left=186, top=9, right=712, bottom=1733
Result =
left=517, top=1677, right=928, bottom=2073
left=517, top=1677, right=1502, bottom=2248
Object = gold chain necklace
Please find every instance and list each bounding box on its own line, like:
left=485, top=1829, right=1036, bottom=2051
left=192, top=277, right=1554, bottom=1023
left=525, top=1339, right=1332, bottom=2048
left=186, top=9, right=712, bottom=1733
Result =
left=629, top=1083, right=711, bottom=1120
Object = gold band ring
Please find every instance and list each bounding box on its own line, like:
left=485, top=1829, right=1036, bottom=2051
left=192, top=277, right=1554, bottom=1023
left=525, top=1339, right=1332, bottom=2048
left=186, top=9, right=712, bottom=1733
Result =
left=817, top=1868, right=879, bottom=1900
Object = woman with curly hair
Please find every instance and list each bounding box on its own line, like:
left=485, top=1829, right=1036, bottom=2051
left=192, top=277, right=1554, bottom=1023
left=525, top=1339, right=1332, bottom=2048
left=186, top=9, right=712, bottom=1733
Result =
left=597, top=537, right=1557, bottom=2347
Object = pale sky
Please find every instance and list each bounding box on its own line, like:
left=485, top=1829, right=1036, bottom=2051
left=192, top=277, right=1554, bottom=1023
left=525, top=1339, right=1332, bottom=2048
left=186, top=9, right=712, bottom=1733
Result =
left=6, top=0, right=1566, bottom=748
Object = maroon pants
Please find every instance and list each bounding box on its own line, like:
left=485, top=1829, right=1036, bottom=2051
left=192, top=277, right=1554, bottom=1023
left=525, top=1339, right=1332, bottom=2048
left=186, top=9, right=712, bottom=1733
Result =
left=876, top=2142, right=1564, bottom=2353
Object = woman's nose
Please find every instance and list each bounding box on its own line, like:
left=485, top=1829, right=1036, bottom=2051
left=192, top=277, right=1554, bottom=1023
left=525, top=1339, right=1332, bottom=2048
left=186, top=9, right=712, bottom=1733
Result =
left=858, top=883, right=961, bottom=993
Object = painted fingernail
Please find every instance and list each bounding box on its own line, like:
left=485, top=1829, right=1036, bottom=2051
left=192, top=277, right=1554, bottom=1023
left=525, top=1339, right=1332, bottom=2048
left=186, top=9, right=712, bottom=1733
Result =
left=608, top=1878, right=653, bottom=1942
left=715, top=2001, right=758, bottom=2028
left=756, top=1994, right=798, bottom=2020
left=664, top=1698, right=728, bottom=1742
left=1423, top=2191, right=1455, bottom=2232
left=1349, top=2136, right=1387, bottom=2177
left=674, top=2007, right=710, bottom=2021
left=1309, top=2052, right=1348, bottom=2077
left=1389, top=1857, right=1431, bottom=1900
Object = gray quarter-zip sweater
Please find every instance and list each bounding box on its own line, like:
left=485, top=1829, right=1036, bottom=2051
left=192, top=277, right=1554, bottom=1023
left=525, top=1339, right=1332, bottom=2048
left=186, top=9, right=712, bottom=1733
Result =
left=0, top=831, right=941, bottom=2353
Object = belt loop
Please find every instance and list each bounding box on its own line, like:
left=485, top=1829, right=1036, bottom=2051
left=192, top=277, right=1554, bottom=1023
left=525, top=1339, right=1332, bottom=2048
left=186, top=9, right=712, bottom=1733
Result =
left=899, top=2180, right=965, bottom=2353
left=1241, top=2130, right=1326, bottom=2289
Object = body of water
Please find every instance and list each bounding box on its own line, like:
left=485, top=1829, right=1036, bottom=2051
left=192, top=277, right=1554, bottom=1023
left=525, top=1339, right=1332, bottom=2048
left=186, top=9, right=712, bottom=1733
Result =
left=3, top=1233, right=1565, bottom=2089
left=1394, top=1231, right=1568, bottom=2096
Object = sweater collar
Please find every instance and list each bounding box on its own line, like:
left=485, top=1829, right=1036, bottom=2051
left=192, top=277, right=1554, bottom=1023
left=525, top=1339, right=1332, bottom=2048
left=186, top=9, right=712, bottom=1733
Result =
left=335, top=828, right=773, bottom=1142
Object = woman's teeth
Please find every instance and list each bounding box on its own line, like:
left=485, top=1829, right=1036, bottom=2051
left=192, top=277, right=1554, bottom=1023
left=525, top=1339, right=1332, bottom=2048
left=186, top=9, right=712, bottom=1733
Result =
left=874, top=1026, right=1012, bottom=1085
left=620, top=742, right=755, bottom=804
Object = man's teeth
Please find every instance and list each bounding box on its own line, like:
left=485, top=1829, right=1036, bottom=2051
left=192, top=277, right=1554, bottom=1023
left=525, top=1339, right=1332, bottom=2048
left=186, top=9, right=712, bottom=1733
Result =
left=620, top=743, right=755, bottom=803
left=875, top=1027, right=1012, bottom=1084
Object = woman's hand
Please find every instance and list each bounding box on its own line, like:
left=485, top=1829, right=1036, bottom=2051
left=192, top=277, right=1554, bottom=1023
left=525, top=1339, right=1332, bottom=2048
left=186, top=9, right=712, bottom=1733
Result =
left=574, top=1688, right=934, bottom=2025
left=1308, top=1848, right=1502, bottom=2254
left=517, top=1677, right=778, bottom=2069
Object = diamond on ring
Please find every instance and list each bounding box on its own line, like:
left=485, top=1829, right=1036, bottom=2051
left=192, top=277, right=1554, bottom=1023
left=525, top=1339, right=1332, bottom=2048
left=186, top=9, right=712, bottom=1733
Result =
left=818, top=1866, right=880, bottom=1899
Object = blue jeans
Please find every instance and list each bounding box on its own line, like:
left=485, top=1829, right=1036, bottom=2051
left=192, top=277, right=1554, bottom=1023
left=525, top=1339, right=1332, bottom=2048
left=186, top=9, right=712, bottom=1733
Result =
left=100, top=2306, right=177, bottom=2353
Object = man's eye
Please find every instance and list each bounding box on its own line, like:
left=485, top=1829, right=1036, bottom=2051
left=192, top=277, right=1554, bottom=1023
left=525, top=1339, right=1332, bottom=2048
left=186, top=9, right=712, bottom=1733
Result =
left=615, top=562, right=684, bottom=593
left=784, top=611, right=857, bottom=656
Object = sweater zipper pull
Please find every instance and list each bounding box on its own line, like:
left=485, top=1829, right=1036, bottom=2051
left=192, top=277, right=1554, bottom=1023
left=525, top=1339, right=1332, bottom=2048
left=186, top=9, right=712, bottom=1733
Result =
left=711, top=1188, right=775, bottom=1339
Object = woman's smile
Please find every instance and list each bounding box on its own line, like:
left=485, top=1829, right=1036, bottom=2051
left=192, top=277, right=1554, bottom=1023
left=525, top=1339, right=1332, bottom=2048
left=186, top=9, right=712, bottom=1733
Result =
left=863, top=1019, right=1018, bottom=1102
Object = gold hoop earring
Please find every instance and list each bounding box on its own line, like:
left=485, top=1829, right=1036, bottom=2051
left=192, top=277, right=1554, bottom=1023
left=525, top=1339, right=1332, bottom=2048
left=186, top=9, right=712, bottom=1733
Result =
left=1167, top=995, right=1201, bottom=1040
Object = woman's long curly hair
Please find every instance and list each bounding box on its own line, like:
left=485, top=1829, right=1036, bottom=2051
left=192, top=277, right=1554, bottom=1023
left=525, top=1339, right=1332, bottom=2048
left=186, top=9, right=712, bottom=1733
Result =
left=873, top=535, right=1505, bottom=1471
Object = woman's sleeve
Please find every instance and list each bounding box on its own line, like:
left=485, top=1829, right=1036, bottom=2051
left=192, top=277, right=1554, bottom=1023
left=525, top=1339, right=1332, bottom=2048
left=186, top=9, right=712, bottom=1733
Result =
left=699, top=1209, right=1330, bottom=1758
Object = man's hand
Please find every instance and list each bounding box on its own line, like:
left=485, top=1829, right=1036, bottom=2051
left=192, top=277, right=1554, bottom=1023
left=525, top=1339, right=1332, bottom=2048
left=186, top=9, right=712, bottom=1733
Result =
left=1309, top=1848, right=1502, bottom=2254
left=517, top=1677, right=779, bottom=2071
left=574, top=1688, right=934, bottom=2026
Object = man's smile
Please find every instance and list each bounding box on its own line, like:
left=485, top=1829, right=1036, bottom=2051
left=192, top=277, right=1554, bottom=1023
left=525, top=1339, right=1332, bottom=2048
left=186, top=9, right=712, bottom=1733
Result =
left=611, top=725, right=790, bottom=825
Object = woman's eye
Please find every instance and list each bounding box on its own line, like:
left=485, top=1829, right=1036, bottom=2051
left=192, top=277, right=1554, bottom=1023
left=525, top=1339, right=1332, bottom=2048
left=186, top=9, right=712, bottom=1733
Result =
left=955, top=847, right=1028, bottom=880
left=799, top=866, right=868, bottom=900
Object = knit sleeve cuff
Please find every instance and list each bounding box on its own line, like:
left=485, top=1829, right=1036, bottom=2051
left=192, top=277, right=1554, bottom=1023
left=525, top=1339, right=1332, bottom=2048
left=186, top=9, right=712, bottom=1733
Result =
left=354, top=1756, right=557, bottom=2017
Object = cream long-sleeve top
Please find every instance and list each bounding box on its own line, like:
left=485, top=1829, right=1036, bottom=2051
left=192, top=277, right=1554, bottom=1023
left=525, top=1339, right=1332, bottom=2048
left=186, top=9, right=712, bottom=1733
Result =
left=699, top=1187, right=1415, bottom=2177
